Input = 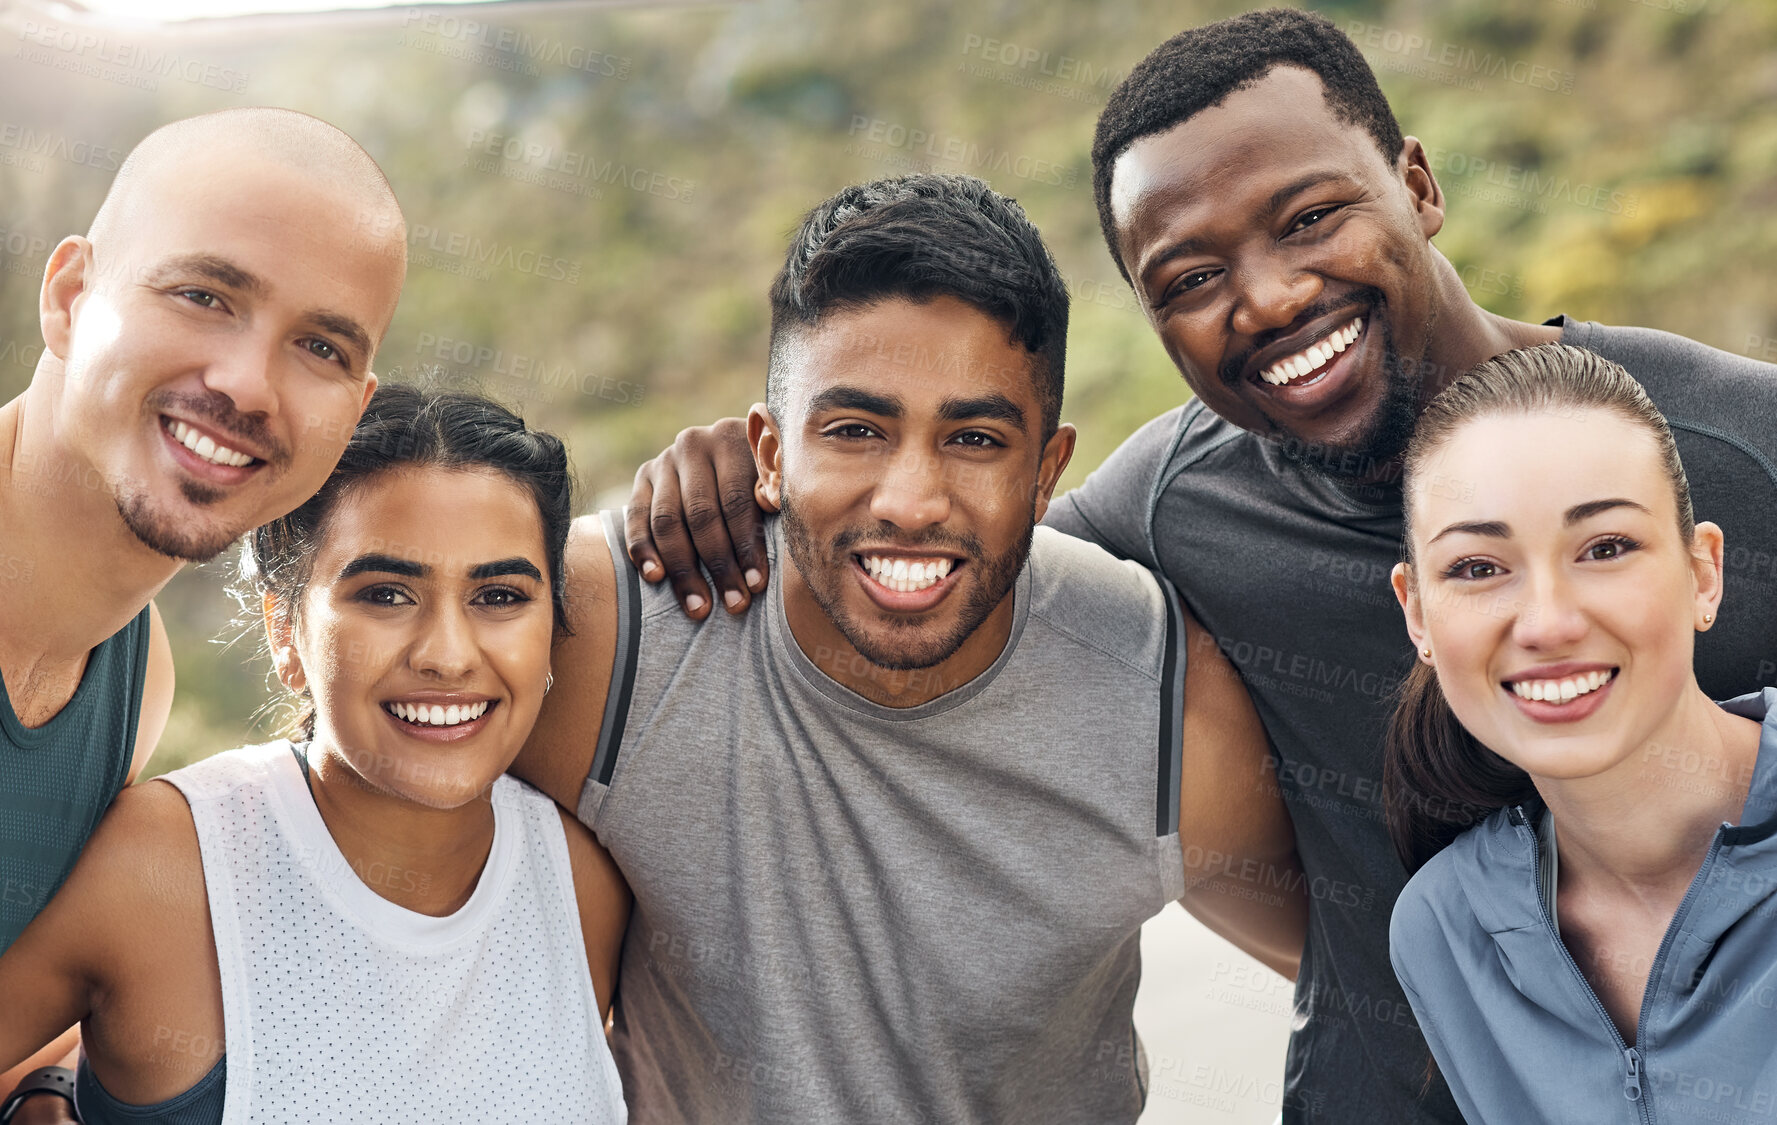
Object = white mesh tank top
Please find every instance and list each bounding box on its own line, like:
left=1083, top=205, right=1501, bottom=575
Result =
left=162, top=741, right=626, bottom=1124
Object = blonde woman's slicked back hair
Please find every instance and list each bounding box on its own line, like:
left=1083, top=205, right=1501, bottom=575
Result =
left=1385, top=342, right=1695, bottom=872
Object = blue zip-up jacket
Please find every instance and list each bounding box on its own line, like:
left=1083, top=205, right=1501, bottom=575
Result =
left=1390, top=689, right=1777, bottom=1124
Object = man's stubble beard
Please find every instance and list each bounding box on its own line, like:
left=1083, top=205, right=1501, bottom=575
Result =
left=778, top=484, right=1031, bottom=672
left=1272, top=310, right=1423, bottom=486
left=115, top=476, right=242, bottom=562
left=109, top=386, right=288, bottom=562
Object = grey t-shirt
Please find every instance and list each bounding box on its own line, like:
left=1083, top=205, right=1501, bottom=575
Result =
left=1043, top=317, right=1777, bottom=1124
left=579, top=518, right=1187, bottom=1123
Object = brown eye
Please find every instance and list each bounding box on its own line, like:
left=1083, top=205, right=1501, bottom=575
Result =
left=1289, top=207, right=1337, bottom=234
left=1583, top=536, right=1639, bottom=562
left=1442, top=557, right=1500, bottom=581
left=826, top=424, right=879, bottom=440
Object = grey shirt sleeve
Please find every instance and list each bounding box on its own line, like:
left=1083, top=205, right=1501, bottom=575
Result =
left=1041, top=405, right=1185, bottom=570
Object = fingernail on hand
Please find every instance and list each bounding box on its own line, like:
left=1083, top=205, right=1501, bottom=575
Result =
left=724, top=589, right=743, bottom=609
left=745, top=568, right=763, bottom=589
left=686, top=594, right=707, bottom=613
left=642, top=561, right=662, bottom=580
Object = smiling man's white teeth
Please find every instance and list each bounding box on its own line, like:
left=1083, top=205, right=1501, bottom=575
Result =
left=170, top=418, right=253, bottom=467
left=1263, top=321, right=1366, bottom=388
left=860, top=554, right=952, bottom=592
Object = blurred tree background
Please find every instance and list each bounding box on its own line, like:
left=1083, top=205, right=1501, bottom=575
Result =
left=1, top=0, right=1773, bottom=777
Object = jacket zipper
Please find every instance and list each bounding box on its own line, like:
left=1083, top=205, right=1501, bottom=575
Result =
left=1514, top=808, right=1731, bottom=1125
left=1622, top=1047, right=1642, bottom=1103
left=1624, top=826, right=1725, bottom=1124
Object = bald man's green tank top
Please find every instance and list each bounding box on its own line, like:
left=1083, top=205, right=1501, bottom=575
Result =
left=0, top=606, right=150, bottom=953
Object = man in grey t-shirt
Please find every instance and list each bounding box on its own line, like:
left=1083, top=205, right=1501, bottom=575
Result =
left=514, top=175, right=1306, bottom=1122
left=619, top=11, right=1777, bottom=1124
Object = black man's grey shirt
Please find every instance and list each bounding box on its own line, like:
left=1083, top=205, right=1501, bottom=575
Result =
left=1042, top=317, right=1777, bottom=1124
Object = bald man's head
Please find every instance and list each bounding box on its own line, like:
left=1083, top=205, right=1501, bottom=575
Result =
left=32, top=107, right=408, bottom=562
left=92, top=107, right=404, bottom=256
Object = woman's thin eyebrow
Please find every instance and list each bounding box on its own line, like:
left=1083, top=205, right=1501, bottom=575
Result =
left=1427, top=519, right=1510, bottom=546
left=1565, top=498, right=1651, bottom=525
left=1427, top=498, right=1656, bottom=547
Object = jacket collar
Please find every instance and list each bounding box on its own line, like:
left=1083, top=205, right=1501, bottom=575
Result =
left=1455, top=688, right=1777, bottom=930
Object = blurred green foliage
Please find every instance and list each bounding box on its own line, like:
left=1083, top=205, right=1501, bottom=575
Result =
left=0, top=0, right=1771, bottom=776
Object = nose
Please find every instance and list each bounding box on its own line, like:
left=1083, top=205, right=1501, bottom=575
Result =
left=201, top=333, right=281, bottom=419
left=409, top=599, right=478, bottom=683
left=1509, top=566, right=1590, bottom=653
left=867, top=445, right=952, bottom=530
left=1228, top=249, right=1322, bottom=340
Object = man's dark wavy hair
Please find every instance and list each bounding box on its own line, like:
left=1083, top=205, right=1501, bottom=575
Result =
left=766, top=173, right=1069, bottom=440
left=1090, top=7, right=1405, bottom=281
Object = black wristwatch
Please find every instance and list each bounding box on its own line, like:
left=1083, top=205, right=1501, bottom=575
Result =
left=0, top=1067, right=76, bottom=1123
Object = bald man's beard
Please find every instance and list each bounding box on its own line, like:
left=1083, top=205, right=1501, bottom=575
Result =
left=113, top=386, right=286, bottom=560
left=116, top=478, right=239, bottom=562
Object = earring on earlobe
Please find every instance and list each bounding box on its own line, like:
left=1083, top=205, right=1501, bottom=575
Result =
left=1704, top=613, right=1715, bottom=625
left=1421, top=648, right=1432, bottom=660
left=544, top=672, right=555, bottom=695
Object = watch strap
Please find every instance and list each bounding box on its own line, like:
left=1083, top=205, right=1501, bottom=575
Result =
left=0, top=1067, right=76, bottom=1123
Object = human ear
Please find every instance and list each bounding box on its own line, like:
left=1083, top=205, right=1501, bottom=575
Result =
left=1398, top=137, right=1445, bottom=241
left=1030, top=423, right=1077, bottom=524
left=749, top=403, right=784, bottom=513
left=263, top=590, right=307, bottom=693
left=1392, top=562, right=1432, bottom=663
left=39, top=237, right=92, bottom=361
left=1690, top=521, right=1726, bottom=630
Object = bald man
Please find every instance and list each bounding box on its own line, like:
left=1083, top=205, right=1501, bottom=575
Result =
left=0, top=107, right=405, bottom=1123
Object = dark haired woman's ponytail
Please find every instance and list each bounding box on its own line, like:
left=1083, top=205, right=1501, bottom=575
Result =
left=1383, top=661, right=1539, bottom=874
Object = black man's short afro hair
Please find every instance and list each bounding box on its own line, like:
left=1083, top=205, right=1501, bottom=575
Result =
left=1090, top=7, right=1405, bottom=281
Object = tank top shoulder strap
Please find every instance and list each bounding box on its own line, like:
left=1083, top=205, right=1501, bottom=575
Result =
left=1154, top=576, right=1187, bottom=838
left=581, top=510, right=642, bottom=803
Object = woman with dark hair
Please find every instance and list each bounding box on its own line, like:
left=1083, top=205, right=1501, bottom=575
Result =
left=1384, top=342, right=1777, bottom=1123
left=0, top=384, right=631, bottom=1123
